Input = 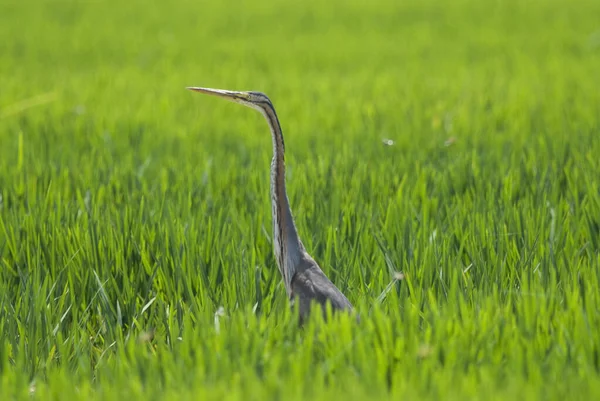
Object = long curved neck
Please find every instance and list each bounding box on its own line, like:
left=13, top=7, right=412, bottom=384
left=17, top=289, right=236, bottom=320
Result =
left=258, top=102, right=304, bottom=297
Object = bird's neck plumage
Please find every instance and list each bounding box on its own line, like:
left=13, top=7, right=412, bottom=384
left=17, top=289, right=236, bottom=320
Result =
left=258, top=103, right=303, bottom=297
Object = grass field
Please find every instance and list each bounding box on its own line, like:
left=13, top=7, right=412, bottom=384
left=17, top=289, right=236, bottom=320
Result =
left=1, top=0, right=600, bottom=399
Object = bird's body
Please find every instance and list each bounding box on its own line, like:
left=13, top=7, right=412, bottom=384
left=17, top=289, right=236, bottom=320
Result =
left=188, top=87, right=352, bottom=322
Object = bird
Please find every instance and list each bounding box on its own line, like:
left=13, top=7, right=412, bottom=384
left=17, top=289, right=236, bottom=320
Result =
left=187, top=87, right=353, bottom=323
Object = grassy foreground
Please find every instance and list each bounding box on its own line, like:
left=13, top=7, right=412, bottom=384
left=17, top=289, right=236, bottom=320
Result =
left=1, top=0, right=600, bottom=399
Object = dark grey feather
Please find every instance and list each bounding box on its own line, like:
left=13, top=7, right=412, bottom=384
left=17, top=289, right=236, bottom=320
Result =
left=291, top=253, right=353, bottom=324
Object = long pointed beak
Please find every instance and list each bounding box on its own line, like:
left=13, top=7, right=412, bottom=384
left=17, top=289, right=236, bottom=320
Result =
left=187, top=86, right=248, bottom=102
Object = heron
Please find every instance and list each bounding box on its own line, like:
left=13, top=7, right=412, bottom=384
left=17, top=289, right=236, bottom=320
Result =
left=187, top=87, right=353, bottom=323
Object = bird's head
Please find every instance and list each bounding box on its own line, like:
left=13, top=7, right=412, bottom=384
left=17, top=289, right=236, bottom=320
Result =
left=187, top=87, right=272, bottom=113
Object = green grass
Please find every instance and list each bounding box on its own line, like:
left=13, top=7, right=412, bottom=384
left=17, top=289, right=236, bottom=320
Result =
left=1, top=0, right=600, bottom=399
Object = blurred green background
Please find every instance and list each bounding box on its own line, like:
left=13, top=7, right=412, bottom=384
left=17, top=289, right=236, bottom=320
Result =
left=1, top=0, right=600, bottom=399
